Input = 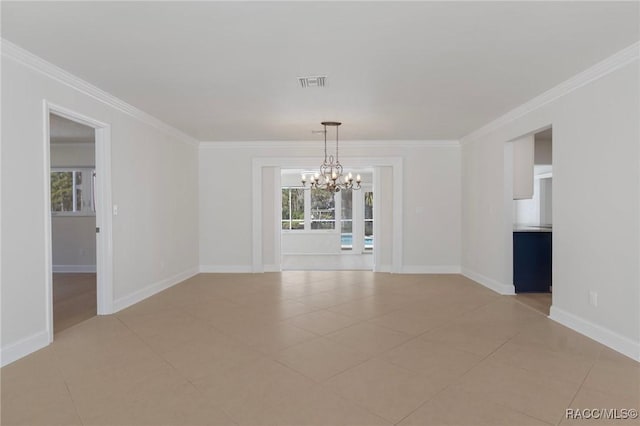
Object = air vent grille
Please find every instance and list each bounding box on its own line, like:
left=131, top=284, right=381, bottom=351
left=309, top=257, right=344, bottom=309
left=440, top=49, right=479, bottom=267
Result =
left=298, top=76, right=326, bottom=88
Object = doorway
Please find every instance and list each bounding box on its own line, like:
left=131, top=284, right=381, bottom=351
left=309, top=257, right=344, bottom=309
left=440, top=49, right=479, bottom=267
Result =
left=252, top=157, right=403, bottom=273
left=279, top=168, right=375, bottom=270
left=509, top=127, right=553, bottom=315
left=45, top=103, right=113, bottom=340
left=49, top=114, right=97, bottom=332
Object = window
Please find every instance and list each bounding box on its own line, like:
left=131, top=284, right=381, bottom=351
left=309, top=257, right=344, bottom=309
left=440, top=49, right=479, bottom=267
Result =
left=364, top=191, right=373, bottom=250
left=282, top=188, right=305, bottom=230
left=51, top=168, right=95, bottom=215
left=310, top=188, right=335, bottom=229
left=340, top=189, right=353, bottom=250
left=281, top=180, right=374, bottom=252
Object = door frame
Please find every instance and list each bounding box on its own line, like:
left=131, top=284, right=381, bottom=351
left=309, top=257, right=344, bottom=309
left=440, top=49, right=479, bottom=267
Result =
left=43, top=101, right=114, bottom=341
left=504, top=124, right=553, bottom=297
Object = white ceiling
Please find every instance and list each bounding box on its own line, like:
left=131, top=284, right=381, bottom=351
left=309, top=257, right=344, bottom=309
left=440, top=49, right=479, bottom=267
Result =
left=3, top=2, right=638, bottom=141
left=50, top=114, right=95, bottom=145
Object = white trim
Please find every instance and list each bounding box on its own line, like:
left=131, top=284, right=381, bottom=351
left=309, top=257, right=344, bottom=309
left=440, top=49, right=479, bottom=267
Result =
left=0, top=330, right=50, bottom=368
left=461, top=267, right=516, bottom=295
left=199, top=265, right=253, bottom=273
left=52, top=265, right=97, bottom=273
left=391, top=163, right=403, bottom=273
left=273, top=168, right=282, bottom=271
left=252, top=161, right=263, bottom=273
left=401, top=265, right=461, bottom=274
left=461, top=41, right=640, bottom=144
left=550, top=306, right=640, bottom=363
left=50, top=142, right=95, bottom=149
left=42, top=108, right=54, bottom=343
left=1, top=39, right=198, bottom=147
left=264, top=264, right=281, bottom=273
left=373, top=167, right=382, bottom=272
left=376, top=265, right=392, bottom=273
left=112, top=267, right=198, bottom=313
left=200, top=140, right=459, bottom=149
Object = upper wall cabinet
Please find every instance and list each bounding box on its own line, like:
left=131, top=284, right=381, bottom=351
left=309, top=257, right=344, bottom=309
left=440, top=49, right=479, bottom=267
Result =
left=513, top=134, right=534, bottom=200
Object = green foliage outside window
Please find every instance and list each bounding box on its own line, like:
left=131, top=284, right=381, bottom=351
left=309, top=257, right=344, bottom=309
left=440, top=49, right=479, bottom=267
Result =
left=51, top=172, right=73, bottom=212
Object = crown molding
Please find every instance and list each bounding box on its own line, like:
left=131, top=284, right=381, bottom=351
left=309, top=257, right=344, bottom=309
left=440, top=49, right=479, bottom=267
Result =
left=460, top=41, right=640, bottom=145
left=199, top=139, right=460, bottom=149
left=1, top=38, right=199, bottom=147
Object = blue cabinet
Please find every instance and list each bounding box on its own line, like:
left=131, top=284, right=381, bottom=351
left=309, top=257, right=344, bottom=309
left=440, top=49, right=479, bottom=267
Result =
left=513, top=231, right=552, bottom=293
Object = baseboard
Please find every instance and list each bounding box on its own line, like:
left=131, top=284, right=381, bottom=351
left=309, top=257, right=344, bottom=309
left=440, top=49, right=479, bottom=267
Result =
left=401, top=265, right=461, bottom=274
left=112, top=267, right=198, bottom=313
left=52, top=264, right=96, bottom=273
left=1, top=330, right=50, bottom=367
left=199, top=265, right=253, bottom=273
left=375, top=265, right=392, bottom=273
left=263, top=264, right=281, bottom=272
left=549, top=306, right=640, bottom=363
left=461, top=267, right=515, bottom=295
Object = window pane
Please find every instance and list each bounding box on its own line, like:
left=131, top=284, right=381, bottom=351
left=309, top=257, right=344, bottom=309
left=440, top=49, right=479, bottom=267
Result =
left=282, top=189, right=291, bottom=221
left=311, top=189, right=335, bottom=229
left=51, top=172, right=73, bottom=212
left=75, top=171, right=83, bottom=211
left=341, top=189, right=352, bottom=219
left=364, top=191, right=373, bottom=220
left=282, top=188, right=305, bottom=231
left=290, top=188, right=304, bottom=227
left=364, top=191, right=374, bottom=249
left=341, top=189, right=353, bottom=249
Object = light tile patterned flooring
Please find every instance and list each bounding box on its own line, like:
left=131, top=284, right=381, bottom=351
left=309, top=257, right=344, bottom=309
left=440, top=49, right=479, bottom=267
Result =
left=53, top=273, right=97, bottom=334
left=2, top=272, right=638, bottom=425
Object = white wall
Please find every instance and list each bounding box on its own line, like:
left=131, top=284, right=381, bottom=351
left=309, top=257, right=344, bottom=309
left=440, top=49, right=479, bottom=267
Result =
left=50, top=143, right=95, bottom=167
left=461, top=56, right=639, bottom=360
left=199, top=142, right=461, bottom=273
left=534, top=138, right=553, bottom=165
left=1, top=44, right=200, bottom=365
left=51, top=217, right=96, bottom=271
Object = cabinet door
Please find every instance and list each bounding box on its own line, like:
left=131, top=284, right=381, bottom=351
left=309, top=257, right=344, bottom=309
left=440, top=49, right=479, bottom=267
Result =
left=513, top=232, right=552, bottom=293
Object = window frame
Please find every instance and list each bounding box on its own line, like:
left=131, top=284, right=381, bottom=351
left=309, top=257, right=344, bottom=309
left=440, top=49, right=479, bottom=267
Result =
left=50, top=167, right=96, bottom=217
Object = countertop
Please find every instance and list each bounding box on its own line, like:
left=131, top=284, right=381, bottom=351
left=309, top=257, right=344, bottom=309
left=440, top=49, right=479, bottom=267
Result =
left=514, top=225, right=552, bottom=232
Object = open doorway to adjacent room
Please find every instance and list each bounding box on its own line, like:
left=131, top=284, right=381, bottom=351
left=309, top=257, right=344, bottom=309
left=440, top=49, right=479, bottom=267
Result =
left=510, top=127, right=553, bottom=315
left=280, top=168, right=374, bottom=270
left=48, top=113, right=98, bottom=333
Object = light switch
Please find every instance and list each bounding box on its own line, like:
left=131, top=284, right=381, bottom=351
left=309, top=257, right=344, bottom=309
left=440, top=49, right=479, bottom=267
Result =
left=113, top=205, right=119, bottom=216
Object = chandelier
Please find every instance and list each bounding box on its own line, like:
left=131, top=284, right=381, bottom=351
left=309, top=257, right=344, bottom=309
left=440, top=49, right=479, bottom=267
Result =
left=302, top=121, right=361, bottom=193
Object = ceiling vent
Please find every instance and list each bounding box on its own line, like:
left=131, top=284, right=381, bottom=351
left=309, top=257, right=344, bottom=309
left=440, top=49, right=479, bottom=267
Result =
left=298, top=76, right=326, bottom=88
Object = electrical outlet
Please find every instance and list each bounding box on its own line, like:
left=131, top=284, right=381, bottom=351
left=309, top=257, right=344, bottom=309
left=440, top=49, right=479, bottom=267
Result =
left=589, top=291, right=598, bottom=307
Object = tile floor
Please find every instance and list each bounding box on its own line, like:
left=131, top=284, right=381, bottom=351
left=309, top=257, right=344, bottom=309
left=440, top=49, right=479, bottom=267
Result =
left=53, top=273, right=97, bottom=334
left=514, top=292, right=552, bottom=316
left=2, top=272, right=638, bottom=425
